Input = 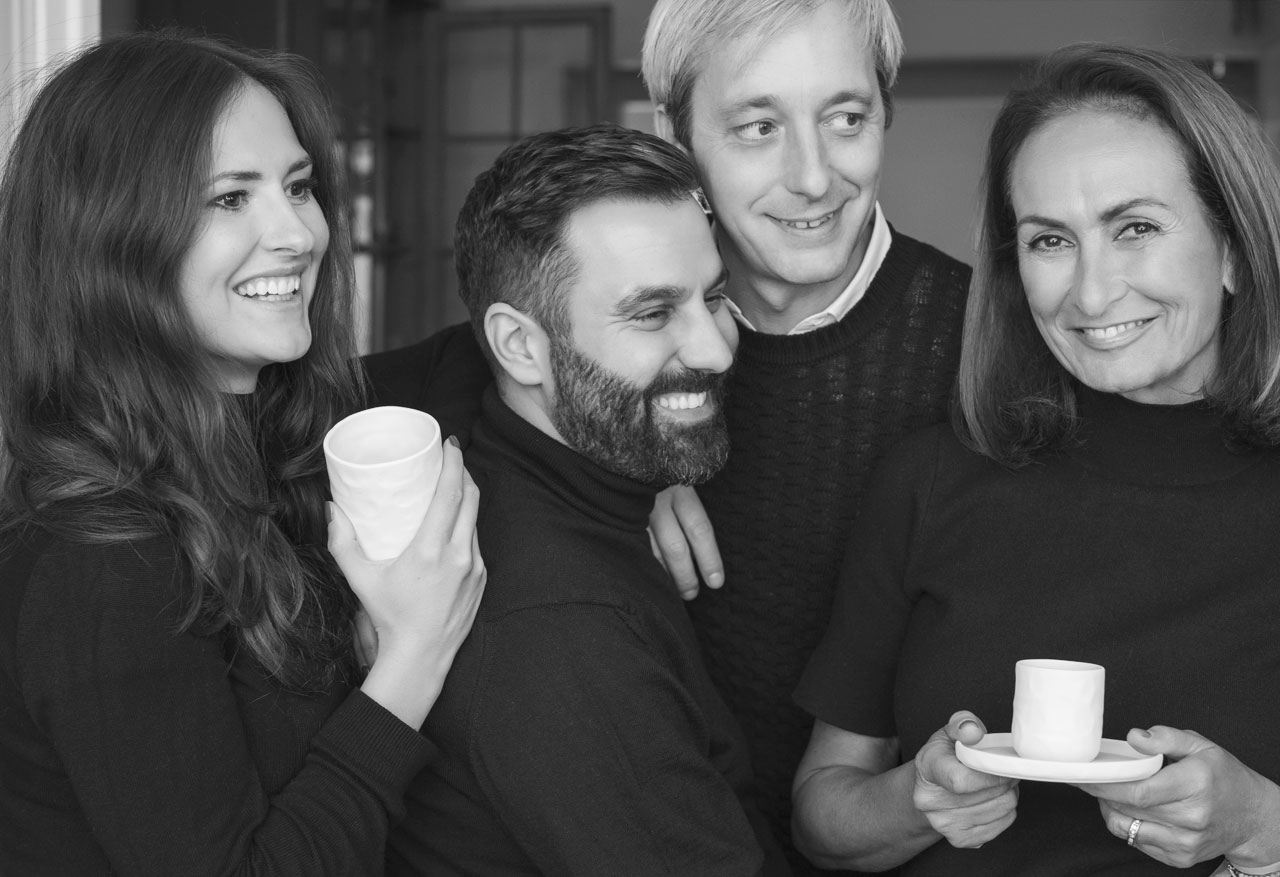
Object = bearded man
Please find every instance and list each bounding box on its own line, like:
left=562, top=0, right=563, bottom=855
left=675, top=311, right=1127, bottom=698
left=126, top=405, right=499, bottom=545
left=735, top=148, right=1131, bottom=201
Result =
left=385, top=125, right=790, bottom=877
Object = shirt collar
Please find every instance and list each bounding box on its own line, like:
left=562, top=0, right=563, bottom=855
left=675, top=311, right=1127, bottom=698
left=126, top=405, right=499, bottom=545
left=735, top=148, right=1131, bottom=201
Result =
left=726, top=203, right=893, bottom=335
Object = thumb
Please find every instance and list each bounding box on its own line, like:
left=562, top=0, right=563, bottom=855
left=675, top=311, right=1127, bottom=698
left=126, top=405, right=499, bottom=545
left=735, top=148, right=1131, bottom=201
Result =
left=1127, top=725, right=1211, bottom=759
left=326, top=502, right=362, bottom=564
left=946, top=710, right=988, bottom=746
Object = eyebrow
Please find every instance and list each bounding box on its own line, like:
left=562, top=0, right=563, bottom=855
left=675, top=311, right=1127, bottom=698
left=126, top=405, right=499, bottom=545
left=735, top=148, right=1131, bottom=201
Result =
left=613, top=268, right=730, bottom=314
left=719, top=89, right=875, bottom=120
left=208, top=156, right=314, bottom=186
left=1016, top=197, right=1172, bottom=230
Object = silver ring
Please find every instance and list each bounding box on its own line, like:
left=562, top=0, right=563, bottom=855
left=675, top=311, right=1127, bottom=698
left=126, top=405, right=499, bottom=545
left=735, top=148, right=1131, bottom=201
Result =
left=1126, top=817, right=1143, bottom=847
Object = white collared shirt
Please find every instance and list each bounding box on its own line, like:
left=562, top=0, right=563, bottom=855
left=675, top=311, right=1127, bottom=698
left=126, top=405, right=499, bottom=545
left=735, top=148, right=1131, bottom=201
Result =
left=726, top=203, right=893, bottom=335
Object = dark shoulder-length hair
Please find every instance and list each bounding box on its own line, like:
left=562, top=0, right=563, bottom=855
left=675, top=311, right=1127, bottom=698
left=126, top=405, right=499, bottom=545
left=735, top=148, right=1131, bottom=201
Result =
left=956, top=42, right=1280, bottom=466
left=0, top=30, right=364, bottom=690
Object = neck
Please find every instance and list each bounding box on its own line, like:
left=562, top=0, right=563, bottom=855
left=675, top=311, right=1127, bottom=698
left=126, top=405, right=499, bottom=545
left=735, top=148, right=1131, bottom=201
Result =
left=496, top=377, right=566, bottom=445
left=719, top=215, right=874, bottom=335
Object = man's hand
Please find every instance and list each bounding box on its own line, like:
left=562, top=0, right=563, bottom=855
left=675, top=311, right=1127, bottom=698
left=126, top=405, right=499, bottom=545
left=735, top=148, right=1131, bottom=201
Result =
left=648, top=485, right=723, bottom=600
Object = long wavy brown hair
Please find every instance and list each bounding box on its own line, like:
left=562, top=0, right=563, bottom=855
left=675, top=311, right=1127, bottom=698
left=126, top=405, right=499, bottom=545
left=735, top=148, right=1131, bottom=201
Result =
left=0, top=31, right=365, bottom=691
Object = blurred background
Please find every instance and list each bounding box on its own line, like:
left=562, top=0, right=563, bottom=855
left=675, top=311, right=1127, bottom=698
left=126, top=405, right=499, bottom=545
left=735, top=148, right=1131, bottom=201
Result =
left=3, top=0, right=1278, bottom=353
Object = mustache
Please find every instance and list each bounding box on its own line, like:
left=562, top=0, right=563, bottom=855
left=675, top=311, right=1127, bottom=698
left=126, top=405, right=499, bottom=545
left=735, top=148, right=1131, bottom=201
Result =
left=643, top=366, right=731, bottom=400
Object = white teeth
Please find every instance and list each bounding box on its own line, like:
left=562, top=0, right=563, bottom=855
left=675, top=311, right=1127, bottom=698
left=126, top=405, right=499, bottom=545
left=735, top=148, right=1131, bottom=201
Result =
left=235, top=275, right=302, bottom=298
left=655, top=391, right=708, bottom=411
left=781, top=213, right=833, bottom=230
left=1081, top=319, right=1150, bottom=340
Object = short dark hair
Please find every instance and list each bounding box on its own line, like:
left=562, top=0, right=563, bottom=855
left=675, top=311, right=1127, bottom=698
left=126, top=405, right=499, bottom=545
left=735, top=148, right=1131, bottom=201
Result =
left=454, top=123, right=704, bottom=370
left=957, top=42, right=1280, bottom=465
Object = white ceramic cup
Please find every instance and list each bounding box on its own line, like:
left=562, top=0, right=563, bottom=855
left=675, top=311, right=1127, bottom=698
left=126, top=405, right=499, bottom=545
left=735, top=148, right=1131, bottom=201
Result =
left=324, top=406, right=443, bottom=561
left=1011, top=658, right=1105, bottom=762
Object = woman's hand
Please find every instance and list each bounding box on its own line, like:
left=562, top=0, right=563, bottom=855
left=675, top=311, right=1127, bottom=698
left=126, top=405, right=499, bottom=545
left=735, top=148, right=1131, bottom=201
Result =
left=648, top=485, right=722, bottom=600
left=1075, top=726, right=1280, bottom=869
left=913, top=711, right=1020, bottom=848
left=329, top=438, right=486, bottom=728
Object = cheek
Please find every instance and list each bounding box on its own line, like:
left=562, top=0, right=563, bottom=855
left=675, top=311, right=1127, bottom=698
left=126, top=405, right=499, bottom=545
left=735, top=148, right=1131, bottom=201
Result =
left=713, top=308, right=740, bottom=354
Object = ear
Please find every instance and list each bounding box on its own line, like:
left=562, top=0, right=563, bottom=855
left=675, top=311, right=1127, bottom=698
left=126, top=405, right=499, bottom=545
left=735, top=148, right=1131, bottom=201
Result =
left=1222, top=246, right=1237, bottom=295
left=653, top=104, right=683, bottom=151
left=484, top=302, right=552, bottom=387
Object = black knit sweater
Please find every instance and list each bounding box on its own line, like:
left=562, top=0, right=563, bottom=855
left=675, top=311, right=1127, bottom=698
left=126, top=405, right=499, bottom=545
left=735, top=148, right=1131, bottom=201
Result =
left=0, top=527, right=434, bottom=875
left=691, top=230, right=970, bottom=871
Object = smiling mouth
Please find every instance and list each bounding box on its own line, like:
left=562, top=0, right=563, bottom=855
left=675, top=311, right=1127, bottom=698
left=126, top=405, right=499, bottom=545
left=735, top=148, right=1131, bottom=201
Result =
left=775, top=211, right=836, bottom=231
left=655, top=391, right=709, bottom=411
left=235, top=275, right=302, bottom=299
left=1078, top=318, right=1153, bottom=341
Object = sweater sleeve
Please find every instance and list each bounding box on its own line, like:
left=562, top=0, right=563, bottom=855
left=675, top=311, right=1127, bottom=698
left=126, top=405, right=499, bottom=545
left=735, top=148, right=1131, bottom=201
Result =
left=793, top=426, right=941, bottom=737
left=15, top=537, right=433, bottom=876
left=468, top=602, right=766, bottom=877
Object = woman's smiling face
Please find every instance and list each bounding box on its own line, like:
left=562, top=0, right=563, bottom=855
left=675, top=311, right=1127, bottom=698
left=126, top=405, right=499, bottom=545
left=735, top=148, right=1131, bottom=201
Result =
left=180, top=81, right=330, bottom=392
left=1010, top=108, right=1232, bottom=404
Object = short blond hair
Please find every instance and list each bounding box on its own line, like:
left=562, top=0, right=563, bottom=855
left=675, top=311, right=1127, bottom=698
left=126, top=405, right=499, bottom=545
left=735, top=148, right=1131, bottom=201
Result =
left=641, top=0, right=904, bottom=148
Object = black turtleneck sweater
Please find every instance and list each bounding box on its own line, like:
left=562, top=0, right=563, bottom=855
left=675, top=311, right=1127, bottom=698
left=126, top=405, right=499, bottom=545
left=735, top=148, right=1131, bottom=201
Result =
left=797, top=387, right=1280, bottom=875
left=691, top=230, right=970, bottom=866
left=387, top=388, right=789, bottom=876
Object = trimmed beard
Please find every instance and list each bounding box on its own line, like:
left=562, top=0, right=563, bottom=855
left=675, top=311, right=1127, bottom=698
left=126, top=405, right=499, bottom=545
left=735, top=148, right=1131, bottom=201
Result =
left=548, top=340, right=730, bottom=487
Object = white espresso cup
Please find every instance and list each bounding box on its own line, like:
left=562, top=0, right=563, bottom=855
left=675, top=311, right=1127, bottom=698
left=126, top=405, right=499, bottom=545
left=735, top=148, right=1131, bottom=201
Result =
left=1012, top=658, right=1105, bottom=762
left=324, top=406, right=443, bottom=561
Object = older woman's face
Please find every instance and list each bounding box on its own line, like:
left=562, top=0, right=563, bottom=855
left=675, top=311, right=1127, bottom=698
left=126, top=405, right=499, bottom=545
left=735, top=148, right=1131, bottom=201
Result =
left=1010, top=109, right=1231, bottom=404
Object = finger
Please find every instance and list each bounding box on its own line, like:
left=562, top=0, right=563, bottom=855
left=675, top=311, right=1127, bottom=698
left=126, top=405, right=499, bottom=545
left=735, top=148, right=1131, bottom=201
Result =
left=1102, top=809, right=1176, bottom=864
left=353, top=608, right=377, bottom=667
left=649, top=488, right=701, bottom=597
left=326, top=501, right=366, bottom=565
left=416, top=441, right=467, bottom=545
left=670, top=486, right=723, bottom=589
left=945, top=710, right=987, bottom=745
left=1127, top=725, right=1210, bottom=760
left=448, top=465, right=482, bottom=547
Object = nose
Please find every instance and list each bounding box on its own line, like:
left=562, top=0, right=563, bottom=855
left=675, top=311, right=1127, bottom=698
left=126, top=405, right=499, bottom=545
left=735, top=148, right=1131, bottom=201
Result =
left=783, top=128, right=833, bottom=200
left=1072, top=243, right=1127, bottom=317
left=260, top=194, right=317, bottom=254
left=678, top=304, right=736, bottom=375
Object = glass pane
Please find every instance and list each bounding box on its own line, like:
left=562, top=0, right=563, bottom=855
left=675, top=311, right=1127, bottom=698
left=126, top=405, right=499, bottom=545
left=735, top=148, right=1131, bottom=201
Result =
left=446, top=27, right=514, bottom=137
left=517, top=25, right=593, bottom=135
left=442, top=142, right=509, bottom=246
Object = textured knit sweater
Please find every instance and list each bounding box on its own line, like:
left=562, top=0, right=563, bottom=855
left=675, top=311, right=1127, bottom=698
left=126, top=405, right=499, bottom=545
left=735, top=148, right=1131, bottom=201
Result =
left=797, top=387, right=1280, bottom=875
left=0, top=527, right=434, bottom=875
left=692, top=230, right=969, bottom=868
left=387, top=388, right=790, bottom=876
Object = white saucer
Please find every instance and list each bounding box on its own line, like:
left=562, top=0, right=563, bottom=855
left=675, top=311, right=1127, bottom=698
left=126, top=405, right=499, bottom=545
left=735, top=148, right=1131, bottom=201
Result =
left=955, top=733, right=1162, bottom=783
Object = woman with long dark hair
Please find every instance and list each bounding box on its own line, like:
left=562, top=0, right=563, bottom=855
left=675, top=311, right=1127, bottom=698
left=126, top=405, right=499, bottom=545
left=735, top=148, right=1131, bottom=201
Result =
left=0, top=30, right=484, bottom=874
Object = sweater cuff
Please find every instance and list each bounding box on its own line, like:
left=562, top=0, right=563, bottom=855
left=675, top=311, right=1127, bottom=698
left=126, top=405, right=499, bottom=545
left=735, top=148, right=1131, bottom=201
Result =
left=318, top=688, right=437, bottom=792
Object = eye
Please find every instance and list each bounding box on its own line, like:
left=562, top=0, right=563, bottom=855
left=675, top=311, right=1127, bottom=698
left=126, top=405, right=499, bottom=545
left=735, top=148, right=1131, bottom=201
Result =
left=210, top=191, right=247, bottom=211
left=825, top=112, right=864, bottom=133
left=1026, top=233, right=1070, bottom=252
left=1116, top=221, right=1159, bottom=240
left=633, top=306, right=673, bottom=325
left=735, top=119, right=779, bottom=141
left=704, top=292, right=728, bottom=313
left=287, top=177, right=319, bottom=202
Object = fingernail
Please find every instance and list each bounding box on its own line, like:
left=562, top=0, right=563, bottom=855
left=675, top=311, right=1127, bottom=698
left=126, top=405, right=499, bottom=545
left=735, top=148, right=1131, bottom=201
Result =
left=447, top=435, right=460, bottom=448
left=959, top=720, right=980, bottom=735
left=1133, top=728, right=1151, bottom=739
left=708, top=573, right=724, bottom=587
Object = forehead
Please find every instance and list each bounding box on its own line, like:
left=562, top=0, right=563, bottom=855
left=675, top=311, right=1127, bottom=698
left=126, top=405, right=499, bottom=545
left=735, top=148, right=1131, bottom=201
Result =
left=210, top=82, right=305, bottom=168
left=562, top=198, right=721, bottom=312
left=691, top=2, right=876, bottom=111
left=1011, top=109, right=1194, bottom=212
